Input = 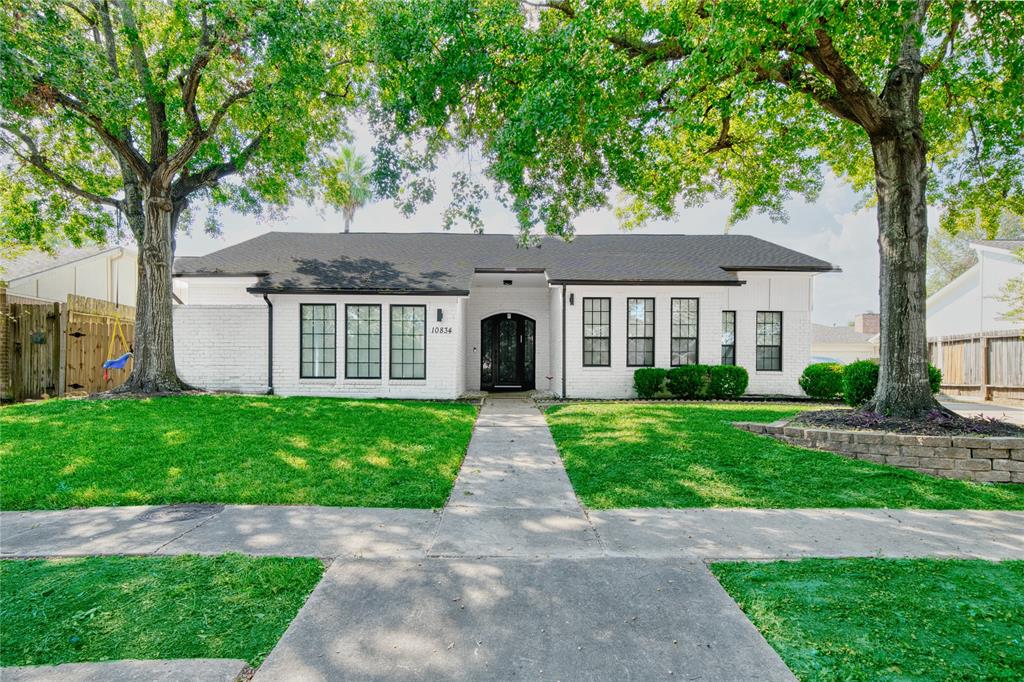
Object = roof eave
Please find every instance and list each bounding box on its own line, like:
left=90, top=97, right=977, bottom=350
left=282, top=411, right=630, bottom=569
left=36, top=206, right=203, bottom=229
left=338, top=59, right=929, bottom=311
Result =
left=247, top=286, right=471, bottom=296
left=546, top=278, right=746, bottom=286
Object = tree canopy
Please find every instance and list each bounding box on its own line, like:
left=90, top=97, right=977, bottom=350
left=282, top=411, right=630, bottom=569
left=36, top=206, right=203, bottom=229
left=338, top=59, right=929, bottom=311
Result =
left=368, top=0, right=1023, bottom=238
left=0, top=0, right=366, bottom=252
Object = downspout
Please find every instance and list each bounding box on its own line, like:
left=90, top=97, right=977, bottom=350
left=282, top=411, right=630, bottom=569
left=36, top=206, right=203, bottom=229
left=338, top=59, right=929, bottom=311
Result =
left=561, top=284, right=567, bottom=399
left=263, top=294, right=274, bottom=395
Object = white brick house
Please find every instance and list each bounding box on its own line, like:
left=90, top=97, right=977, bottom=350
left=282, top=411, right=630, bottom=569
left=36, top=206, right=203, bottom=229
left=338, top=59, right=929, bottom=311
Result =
left=172, top=232, right=836, bottom=398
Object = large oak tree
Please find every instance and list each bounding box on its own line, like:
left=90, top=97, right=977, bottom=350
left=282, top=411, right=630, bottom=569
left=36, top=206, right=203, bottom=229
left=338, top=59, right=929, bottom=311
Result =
left=1, top=0, right=364, bottom=392
left=368, top=0, right=1024, bottom=416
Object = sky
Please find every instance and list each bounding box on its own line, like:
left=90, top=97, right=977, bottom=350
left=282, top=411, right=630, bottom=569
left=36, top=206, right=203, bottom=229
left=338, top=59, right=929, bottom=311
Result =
left=175, top=122, right=892, bottom=327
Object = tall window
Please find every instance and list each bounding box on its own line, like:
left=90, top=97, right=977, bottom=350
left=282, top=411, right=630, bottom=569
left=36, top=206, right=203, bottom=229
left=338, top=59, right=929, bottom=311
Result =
left=390, top=305, right=426, bottom=379
left=671, top=298, right=698, bottom=366
left=300, top=304, right=336, bottom=378
left=582, top=297, right=611, bottom=366
left=756, top=311, right=783, bottom=371
left=721, top=311, right=736, bottom=365
left=345, top=304, right=381, bottom=379
left=626, top=298, right=655, bottom=366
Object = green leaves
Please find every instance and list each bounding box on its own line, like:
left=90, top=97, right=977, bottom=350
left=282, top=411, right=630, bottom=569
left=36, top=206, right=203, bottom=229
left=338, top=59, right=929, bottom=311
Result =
left=1, top=0, right=369, bottom=252
left=367, top=0, right=1024, bottom=238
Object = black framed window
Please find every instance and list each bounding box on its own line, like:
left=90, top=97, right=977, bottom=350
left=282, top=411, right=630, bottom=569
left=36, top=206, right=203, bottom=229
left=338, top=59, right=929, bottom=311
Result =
left=626, top=298, right=655, bottom=367
left=582, top=297, right=611, bottom=366
left=300, top=304, right=336, bottom=378
left=756, top=311, right=783, bottom=371
left=390, top=305, right=426, bottom=379
left=345, top=304, right=381, bottom=379
left=670, top=298, right=698, bottom=366
left=721, top=310, right=736, bottom=365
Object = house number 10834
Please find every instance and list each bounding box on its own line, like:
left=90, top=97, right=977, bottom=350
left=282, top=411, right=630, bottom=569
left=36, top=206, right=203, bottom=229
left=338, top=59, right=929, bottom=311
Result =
left=431, top=326, right=453, bottom=334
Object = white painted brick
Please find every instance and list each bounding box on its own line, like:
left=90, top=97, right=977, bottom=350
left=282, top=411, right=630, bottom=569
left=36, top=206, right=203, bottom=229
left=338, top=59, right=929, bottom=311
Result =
left=173, top=305, right=269, bottom=393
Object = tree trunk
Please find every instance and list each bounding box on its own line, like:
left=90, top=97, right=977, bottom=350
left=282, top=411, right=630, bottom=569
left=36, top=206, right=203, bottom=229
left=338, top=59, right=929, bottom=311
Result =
left=865, top=56, right=938, bottom=417
left=116, top=190, right=190, bottom=393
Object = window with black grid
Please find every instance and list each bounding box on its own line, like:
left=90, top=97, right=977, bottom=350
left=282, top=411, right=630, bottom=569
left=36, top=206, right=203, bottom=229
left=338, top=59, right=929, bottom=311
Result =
left=345, top=304, right=381, bottom=379
left=626, top=298, right=655, bottom=366
left=721, top=310, right=736, bottom=365
left=390, top=305, right=426, bottom=379
left=582, top=297, right=610, bottom=366
left=670, top=298, right=698, bottom=366
left=756, top=311, right=782, bottom=371
left=300, top=304, right=336, bottom=378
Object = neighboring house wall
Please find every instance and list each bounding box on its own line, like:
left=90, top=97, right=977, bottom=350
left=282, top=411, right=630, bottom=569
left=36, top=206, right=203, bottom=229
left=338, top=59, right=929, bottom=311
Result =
left=927, top=247, right=1024, bottom=337
left=173, top=305, right=269, bottom=393
left=6, top=249, right=137, bottom=305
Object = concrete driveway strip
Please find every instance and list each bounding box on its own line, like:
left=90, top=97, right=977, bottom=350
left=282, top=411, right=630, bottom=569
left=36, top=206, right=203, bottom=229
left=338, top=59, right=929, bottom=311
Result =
left=254, top=557, right=795, bottom=682
left=590, top=508, right=1024, bottom=560
left=0, top=659, right=248, bottom=682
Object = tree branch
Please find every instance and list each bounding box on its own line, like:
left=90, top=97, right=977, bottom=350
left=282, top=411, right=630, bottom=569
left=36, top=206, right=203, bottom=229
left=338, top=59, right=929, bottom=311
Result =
left=1, top=124, right=122, bottom=209
left=114, top=0, right=168, bottom=162
left=925, top=13, right=961, bottom=73
left=41, top=83, right=150, bottom=178
left=171, top=129, right=266, bottom=200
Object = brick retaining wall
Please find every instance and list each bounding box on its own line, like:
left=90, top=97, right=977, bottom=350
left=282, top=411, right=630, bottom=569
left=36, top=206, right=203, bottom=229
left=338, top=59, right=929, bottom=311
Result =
left=734, top=421, right=1024, bottom=483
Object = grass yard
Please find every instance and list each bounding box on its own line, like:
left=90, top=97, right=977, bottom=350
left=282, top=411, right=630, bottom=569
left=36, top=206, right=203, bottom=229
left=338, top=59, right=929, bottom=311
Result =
left=545, top=403, right=1024, bottom=509
left=711, top=558, right=1024, bottom=681
left=0, top=554, right=322, bottom=667
left=0, top=395, right=477, bottom=510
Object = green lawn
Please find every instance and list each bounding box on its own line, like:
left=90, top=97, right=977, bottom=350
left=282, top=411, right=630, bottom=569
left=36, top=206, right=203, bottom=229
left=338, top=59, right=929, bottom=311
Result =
left=0, top=395, right=477, bottom=510
left=0, top=554, right=322, bottom=667
left=545, top=403, right=1024, bottom=509
left=712, top=558, right=1024, bottom=681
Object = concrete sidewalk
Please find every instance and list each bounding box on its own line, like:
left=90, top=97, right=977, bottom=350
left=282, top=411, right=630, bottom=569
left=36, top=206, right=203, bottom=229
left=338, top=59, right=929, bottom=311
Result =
left=1, top=659, right=248, bottom=682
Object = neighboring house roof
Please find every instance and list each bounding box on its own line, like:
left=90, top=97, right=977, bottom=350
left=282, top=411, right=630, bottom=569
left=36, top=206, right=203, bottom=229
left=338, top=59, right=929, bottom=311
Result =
left=811, top=323, right=875, bottom=345
left=970, top=239, right=1024, bottom=253
left=0, top=245, right=124, bottom=282
left=174, top=232, right=837, bottom=294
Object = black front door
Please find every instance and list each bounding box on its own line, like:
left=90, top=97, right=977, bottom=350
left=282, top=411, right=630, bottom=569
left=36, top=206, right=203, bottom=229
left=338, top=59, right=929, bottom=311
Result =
left=481, top=313, right=535, bottom=391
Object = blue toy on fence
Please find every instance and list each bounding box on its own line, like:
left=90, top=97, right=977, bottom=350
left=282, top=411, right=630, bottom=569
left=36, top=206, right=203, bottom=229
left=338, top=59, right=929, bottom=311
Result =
left=102, top=317, right=133, bottom=381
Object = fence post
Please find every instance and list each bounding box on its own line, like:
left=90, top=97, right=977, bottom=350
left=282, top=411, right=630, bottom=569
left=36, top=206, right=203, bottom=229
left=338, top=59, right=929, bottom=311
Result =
left=0, top=288, right=9, bottom=402
left=981, top=334, right=991, bottom=401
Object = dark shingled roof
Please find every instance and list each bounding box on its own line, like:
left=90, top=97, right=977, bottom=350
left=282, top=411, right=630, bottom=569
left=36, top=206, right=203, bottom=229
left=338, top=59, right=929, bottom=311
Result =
left=173, top=232, right=837, bottom=294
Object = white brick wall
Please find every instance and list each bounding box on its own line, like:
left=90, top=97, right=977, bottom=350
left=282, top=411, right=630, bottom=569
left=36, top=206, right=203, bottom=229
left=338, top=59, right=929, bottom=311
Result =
left=173, top=305, right=269, bottom=393
left=269, top=294, right=465, bottom=399
left=173, top=276, right=261, bottom=305
left=559, top=276, right=813, bottom=398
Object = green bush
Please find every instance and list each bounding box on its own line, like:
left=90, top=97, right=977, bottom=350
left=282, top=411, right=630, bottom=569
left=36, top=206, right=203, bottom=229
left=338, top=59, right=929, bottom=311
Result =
left=843, top=360, right=880, bottom=406
left=708, top=365, right=748, bottom=399
left=799, top=362, right=845, bottom=400
left=633, top=368, right=667, bottom=399
left=929, top=364, right=943, bottom=394
left=666, top=365, right=710, bottom=399
left=844, top=360, right=943, bottom=407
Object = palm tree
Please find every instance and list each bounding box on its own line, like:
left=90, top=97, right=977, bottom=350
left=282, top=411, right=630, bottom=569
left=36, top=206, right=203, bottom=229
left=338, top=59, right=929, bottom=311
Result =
left=324, top=147, right=373, bottom=233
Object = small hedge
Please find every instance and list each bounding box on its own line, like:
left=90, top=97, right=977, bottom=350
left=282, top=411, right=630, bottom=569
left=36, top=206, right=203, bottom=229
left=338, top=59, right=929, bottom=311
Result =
left=799, top=362, right=845, bottom=400
left=633, top=368, right=667, bottom=399
left=708, top=365, right=749, bottom=399
left=634, top=365, right=749, bottom=400
left=666, top=365, right=710, bottom=399
left=842, top=360, right=943, bottom=407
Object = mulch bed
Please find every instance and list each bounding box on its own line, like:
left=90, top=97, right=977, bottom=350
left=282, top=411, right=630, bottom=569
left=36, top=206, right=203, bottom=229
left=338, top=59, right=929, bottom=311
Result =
left=792, top=408, right=1024, bottom=437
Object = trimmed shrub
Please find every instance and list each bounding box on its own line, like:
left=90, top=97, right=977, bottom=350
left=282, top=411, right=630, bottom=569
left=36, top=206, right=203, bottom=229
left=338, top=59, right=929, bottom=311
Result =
left=799, top=362, right=845, bottom=400
left=844, top=360, right=943, bottom=407
left=929, top=364, right=943, bottom=394
left=708, top=365, right=748, bottom=399
left=633, top=368, right=667, bottom=399
left=666, top=365, right=710, bottom=399
left=843, top=360, right=880, bottom=406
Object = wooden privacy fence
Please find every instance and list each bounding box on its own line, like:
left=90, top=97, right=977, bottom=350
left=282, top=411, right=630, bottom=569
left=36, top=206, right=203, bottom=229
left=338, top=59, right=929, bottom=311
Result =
left=928, top=329, right=1024, bottom=403
left=0, top=289, right=135, bottom=402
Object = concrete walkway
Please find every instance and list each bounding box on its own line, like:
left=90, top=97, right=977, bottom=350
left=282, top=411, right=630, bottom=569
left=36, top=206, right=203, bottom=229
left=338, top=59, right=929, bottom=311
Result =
left=1, top=659, right=248, bottom=682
